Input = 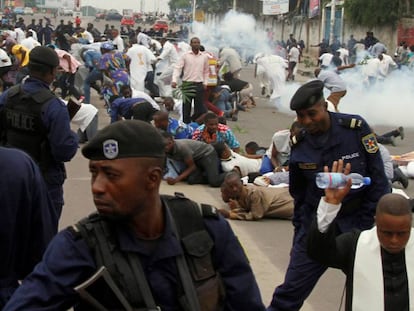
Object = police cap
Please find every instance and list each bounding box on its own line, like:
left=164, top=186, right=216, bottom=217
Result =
left=29, top=46, right=59, bottom=67
left=290, top=80, right=325, bottom=111
left=82, top=120, right=166, bottom=160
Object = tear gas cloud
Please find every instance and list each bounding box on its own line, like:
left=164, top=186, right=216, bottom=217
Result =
left=274, top=65, right=414, bottom=129
left=192, top=10, right=414, bottom=129
left=192, top=10, right=272, bottom=58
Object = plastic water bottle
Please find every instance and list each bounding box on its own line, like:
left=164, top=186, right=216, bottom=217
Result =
left=315, top=172, right=371, bottom=189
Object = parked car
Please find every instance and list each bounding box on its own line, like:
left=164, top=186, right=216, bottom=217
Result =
left=23, top=7, right=34, bottom=15
left=95, top=11, right=106, bottom=20
left=105, top=10, right=122, bottom=21
left=121, top=16, right=135, bottom=26
left=153, top=20, right=169, bottom=33
left=13, top=7, right=24, bottom=14
left=62, top=8, right=74, bottom=16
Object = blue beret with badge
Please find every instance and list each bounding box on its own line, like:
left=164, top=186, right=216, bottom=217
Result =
left=82, top=120, right=166, bottom=160
left=290, top=80, right=325, bottom=111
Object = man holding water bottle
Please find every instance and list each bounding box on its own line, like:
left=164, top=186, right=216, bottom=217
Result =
left=267, top=80, right=390, bottom=311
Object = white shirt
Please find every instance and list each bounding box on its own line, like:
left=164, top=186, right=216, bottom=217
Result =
left=317, top=70, right=347, bottom=92
left=288, top=46, right=300, bottom=63
left=14, top=27, right=25, bottom=44
left=112, top=35, right=124, bottom=52
left=265, top=129, right=291, bottom=166
left=20, top=36, right=40, bottom=51
left=0, top=48, right=12, bottom=67
left=157, top=40, right=178, bottom=65
left=378, top=54, right=397, bottom=78
left=219, top=47, right=242, bottom=73
left=131, top=89, right=160, bottom=110
left=82, top=30, right=94, bottom=44
left=221, top=150, right=262, bottom=177
left=319, top=53, right=333, bottom=67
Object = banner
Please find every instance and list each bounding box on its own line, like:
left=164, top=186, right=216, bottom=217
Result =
left=309, top=0, right=320, bottom=18
left=263, top=0, right=289, bottom=15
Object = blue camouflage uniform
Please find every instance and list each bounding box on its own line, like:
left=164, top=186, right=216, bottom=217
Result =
left=82, top=49, right=103, bottom=104
left=3, top=206, right=266, bottom=311
left=0, top=77, right=79, bottom=218
left=0, top=147, right=57, bottom=308
left=268, top=112, right=390, bottom=311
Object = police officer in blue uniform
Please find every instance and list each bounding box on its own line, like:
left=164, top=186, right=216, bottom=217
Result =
left=3, top=120, right=266, bottom=311
left=0, top=46, right=78, bottom=220
left=0, top=147, right=57, bottom=308
left=267, top=80, right=390, bottom=311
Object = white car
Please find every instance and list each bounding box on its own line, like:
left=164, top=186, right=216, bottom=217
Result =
left=23, top=7, right=33, bottom=15
left=62, top=8, right=74, bottom=16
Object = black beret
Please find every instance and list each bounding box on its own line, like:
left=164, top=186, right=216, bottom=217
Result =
left=29, top=46, right=59, bottom=67
left=82, top=120, right=166, bottom=160
left=290, top=80, right=325, bottom=111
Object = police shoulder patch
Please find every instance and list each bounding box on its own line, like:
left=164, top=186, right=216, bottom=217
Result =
left=362, top=133, right=379, bottom=153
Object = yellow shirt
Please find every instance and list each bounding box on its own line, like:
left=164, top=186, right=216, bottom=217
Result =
left=11, top=44, right=30, bottom=66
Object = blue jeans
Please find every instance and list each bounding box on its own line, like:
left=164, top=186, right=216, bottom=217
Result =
left=215, top=88, right=233, bottom=117
left=83, top=69, right=102, bottom=104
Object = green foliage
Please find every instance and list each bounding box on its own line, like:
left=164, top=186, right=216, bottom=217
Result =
left=344, top=0, right=401, bottom=27
left=169, top=0, right=191, bottom=11
left=172, top=83, right=197, bottom=103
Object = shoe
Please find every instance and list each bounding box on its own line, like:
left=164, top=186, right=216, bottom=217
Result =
left=398, top=126, right=405, bottom=140
left=261, top=86, right=265, bottom=96
left=231, top=114, right=238, bottom=121
left=393, top=167, right=409, bottom=189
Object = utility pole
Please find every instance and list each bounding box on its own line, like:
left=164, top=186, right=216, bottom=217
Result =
left=192, top=0, right=196, bottom=22
left=233, top=0, right=236, bottom=10
left=329, top=0, right=336, bottom=44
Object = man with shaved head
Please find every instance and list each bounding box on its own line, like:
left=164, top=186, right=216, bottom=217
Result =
left=308, top=160, right=414, bottom=311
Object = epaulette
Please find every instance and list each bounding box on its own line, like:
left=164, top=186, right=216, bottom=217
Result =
left=338, top=117, right=362, bottom=129
left=169, top=192, right=219, bottom=219
left=68, top=213, right=101, bottom=240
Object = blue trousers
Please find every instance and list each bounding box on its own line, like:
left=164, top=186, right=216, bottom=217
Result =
left=267, top=224, right=327, bottom=311
left=83, top=69, right=102, bottom=104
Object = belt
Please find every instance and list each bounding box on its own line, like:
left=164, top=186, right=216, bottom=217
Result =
left=183, top=81, right=203, bottom=84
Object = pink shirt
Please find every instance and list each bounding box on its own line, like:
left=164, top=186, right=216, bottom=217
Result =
left=172, top=50, right=209, bottom=85
left=55, top=49, right=81, bottom=74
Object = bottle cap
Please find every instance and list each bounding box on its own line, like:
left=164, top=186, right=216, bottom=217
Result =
left=363, top=177, right=371, bottom=185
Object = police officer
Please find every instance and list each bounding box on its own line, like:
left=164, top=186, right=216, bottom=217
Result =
left=0, top=147, right=56, bottom=308
left=267, top=80, right=390, bottom=311
left=0, top=46, right=78, bottom=220
left=3, top=120, right=266, bottom=311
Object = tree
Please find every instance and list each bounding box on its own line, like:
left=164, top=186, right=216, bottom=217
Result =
left=169, top=0, right=191, bottom=11
left=344, top=0, right=414, bottom=28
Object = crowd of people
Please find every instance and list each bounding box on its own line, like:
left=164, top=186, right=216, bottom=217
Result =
left=0, top=12, right=413, bottom=311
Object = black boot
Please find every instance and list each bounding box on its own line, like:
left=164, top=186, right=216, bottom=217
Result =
left=392, top=167, right=409, bottom=189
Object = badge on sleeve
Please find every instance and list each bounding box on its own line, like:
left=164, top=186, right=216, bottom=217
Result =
left=103, top=139, right=119, bottom=159
left=362, top=133, right=379, bottom=153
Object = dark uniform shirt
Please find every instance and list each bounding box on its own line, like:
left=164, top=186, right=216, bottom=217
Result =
left=0, top=77, right=78, bottom=214
left=289, top=112, right=390, bottom=232
left=0, top=147, right=56, bottom=308
left=3, top=206, right=265, bottom=311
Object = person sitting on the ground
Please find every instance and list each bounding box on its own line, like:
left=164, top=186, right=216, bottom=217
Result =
left=307, top=160, right=414, bottom=311
left=110, top=85, right=160, bottom=123
left=222, top=71, right=255, bottom=108
left=192, top=112, right=241, bottom=153
left=260, top=121, right=303, bottom=174
left=153, top=110, right=194, bottom=139
left=214, top=142, right=262, bottom=178
left=208, top=85, right=239, bottom=121
left=163, top=131, right=225, bottom=187
left=218, top=171, right=293, bottom=220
